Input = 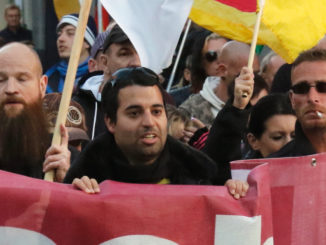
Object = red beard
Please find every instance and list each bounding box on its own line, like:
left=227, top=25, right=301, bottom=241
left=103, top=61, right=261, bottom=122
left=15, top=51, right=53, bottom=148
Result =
left=0, top=99, right=50, bottom=178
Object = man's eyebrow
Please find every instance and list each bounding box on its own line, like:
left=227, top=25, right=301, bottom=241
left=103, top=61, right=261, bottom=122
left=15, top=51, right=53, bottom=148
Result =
left=0, top=71, right=32, bottom=77
left=125, top=105, right=142, bottom=111
left=124, top=104, right=164, bottom=110
left=17, top=72, right=33, bottom=77
left=152, top=104, right=164, bottom=108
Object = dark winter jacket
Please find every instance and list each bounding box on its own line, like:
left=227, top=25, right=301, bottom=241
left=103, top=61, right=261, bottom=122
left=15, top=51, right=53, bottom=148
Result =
left=204, top=100, right=251, bottom=185
left=73, top=71, right=106, bottom=140
left=64, top=131, right=217, bottom=185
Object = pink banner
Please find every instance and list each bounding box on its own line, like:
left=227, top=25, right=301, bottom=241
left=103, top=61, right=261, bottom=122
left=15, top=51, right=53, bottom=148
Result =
left=232, top=152, right=326, bottom=245
left=0, top=167, right=272, bottom=245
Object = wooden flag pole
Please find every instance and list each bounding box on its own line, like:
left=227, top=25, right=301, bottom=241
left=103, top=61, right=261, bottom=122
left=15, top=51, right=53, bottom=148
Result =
left=243, top=0, right=266, bottom=98
left=44, top=0, right=93, bottom=181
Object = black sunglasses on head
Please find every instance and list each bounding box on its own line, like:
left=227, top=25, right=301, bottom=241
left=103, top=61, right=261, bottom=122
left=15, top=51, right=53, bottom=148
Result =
left=110, top=67, right=159, bottom=87
left=291, top=81, right=326, bottom=94
left=204, top=50, right=218, bottom=62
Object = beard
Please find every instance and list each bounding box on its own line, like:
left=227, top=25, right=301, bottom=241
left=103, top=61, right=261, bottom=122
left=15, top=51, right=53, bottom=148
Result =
left=0, top=99, right=50, bottom=178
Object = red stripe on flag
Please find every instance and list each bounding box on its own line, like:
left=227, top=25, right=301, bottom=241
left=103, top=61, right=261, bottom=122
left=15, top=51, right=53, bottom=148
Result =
left=215, top=0, right=257, bottom=12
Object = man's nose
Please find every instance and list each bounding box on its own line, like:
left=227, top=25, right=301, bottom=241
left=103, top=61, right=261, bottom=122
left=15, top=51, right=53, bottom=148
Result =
left=5, top=78, right=18, bottom=94
left=142, top=111, right=155, bottom=127
left=57, top=33, right=65, bottom=42
left=307, top=86, right=321, bottom=103
left=129, top=54, right=141, bottom=67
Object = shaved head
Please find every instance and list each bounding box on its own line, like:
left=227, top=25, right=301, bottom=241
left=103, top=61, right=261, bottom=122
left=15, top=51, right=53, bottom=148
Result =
left=217, top=41, right=259, bottom=83
left=0, top=42, right=43, bottom=77
left=0, top=42, right=48, bottom=116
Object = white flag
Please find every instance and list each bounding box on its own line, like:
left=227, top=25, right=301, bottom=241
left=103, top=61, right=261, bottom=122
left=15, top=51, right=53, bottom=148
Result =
left=100, top=0, right=194, bottom=74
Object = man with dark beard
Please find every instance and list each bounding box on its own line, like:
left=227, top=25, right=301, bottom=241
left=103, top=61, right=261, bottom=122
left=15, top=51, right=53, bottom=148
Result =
left=0, top=42, right=70, bottom=181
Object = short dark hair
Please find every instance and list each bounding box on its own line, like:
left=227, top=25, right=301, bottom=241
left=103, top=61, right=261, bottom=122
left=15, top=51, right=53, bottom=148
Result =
left=248, top=93, right=295, bottom=139
left=102, top=25, right=130, bottom=54
left=292, top=49, right=326, bottom=70
left=102, top=67, right=165, bottom=123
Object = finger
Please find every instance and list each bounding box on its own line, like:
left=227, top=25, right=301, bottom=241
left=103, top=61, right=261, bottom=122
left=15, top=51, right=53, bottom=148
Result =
left=43, top=159, right=68, bottom=173
left=44, top=145, right=61, bottom=158
left=72, top=178, right=92, bottom=193
left=240, top=66, right=250, bottom=76
left=90, top=178, right=100, bottom=193
left=184, top=126, right=197, bottom=133
left=43, top=149, right=70, bottom=169
left=81, top=176, right=95, bottom=193
left=190, top=117, right=206, bottom=129
left=234, top=181, right=243, bottom=196
left=183, top=130, right=194, bottom=138
left=241, top=182, right=250, bottom=197
left=225, top=179, right=236, bottom=195
left=60, top=124, right=69, bottom=147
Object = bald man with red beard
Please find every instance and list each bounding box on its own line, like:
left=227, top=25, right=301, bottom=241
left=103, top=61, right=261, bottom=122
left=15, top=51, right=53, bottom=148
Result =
left=0, top=42, right=71, bottom=181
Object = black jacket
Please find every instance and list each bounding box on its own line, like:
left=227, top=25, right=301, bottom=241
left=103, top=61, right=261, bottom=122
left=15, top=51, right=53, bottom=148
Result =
left=64, top=132, right=217, bottom=185
left=203, top=100, right=251, bottom=185
left=269, top=121, right=315, bottom=157
left=73, top=71, right=106, bottom=140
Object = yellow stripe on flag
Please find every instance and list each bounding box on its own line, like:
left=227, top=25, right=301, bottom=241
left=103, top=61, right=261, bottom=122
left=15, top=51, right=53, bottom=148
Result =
left=190, top=0, right=326, bottom=63
left=53, top=0, right=80, bottom=20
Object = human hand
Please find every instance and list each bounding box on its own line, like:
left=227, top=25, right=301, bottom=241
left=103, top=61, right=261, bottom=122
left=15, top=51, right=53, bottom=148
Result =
left=181, top=117, right=206, bottom=143
left=233, top=67, right=254, bottom=109
left=225, top=179, right=249, bottom=199
left=43, top=124, right=71, bottom=182
left=72, top=176, right=100, bottom=194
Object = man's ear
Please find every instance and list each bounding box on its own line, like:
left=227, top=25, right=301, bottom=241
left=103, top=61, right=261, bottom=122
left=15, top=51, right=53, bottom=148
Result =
left=104, top=116, right=115, bottom=134
left=88, top=58, right=97, bottom=73
left=100, top=53, right=108, bottom=67
left=40, top=75, right=48, bottom=97
left=289, top=90, right=295, bottom=109
left=247, top=133, right=260, bottom=151
left=216, top=63, right=227, bottom=77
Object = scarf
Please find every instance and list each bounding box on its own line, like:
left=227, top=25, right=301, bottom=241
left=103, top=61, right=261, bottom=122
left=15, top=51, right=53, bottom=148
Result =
left=45, top=58, right=89, bottom=93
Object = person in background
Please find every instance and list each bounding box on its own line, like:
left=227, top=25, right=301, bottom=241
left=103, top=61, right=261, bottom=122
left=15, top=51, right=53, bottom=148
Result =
left=0, top=4, right=32, bottom=45
left=180, top=41, right=260, bottom=127
left=72, top=24, right=141, bottom=140
left=189, top=31, right=228, bottom=94
left=43, top=93, right=89, bottom=152
left=45, top=13, right=98, bottom=93
left=87, top=29, right=110, bottom=73
left=166, top=104, right=192, bottom=141
left=259, top=51, right=286, bottom=88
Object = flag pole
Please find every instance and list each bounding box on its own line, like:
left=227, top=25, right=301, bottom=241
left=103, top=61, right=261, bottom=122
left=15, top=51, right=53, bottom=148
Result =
left=97, top=0, right=103, bottom=32
left=243, top=0, right=266, bottom=98
left=166, top=19, right=192, bottom=92
left=44, top=0, right=93, bottom=182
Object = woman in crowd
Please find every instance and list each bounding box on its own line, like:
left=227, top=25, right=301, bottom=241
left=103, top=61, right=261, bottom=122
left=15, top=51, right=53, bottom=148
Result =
left=190, top=31, right=228, bottom=93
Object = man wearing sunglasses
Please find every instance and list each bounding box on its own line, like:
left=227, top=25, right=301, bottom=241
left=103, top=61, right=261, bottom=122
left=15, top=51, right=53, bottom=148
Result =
left=271, top=49, right=326, bottom=157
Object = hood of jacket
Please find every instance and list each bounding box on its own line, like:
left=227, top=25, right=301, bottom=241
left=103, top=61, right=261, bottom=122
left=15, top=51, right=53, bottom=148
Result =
left=199, top=76, right=225, bottom=117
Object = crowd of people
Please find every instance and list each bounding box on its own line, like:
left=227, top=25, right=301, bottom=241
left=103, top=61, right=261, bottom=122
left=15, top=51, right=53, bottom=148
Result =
left=1, top=3, right=326, bottom=201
